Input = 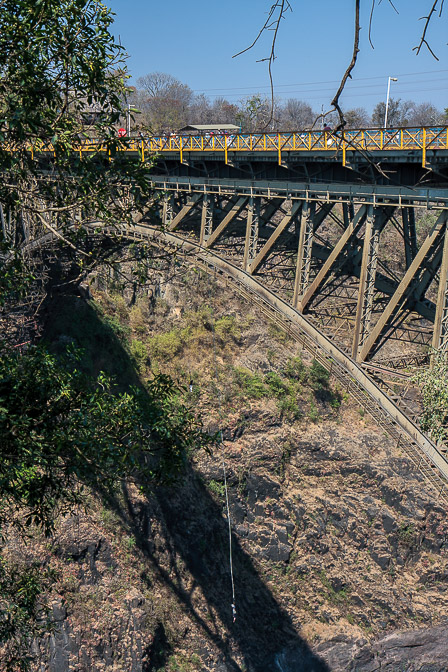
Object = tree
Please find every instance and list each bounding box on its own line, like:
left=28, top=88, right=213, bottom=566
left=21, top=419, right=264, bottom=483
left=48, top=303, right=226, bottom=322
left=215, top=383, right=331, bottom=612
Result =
left=371, top=98, right=414, bottom=128
left=0, top=0, right=153, bottom=344
left=343, top=107, right=370, bottom=129
left=0, top=6, right=214, bottom=664
left=236, top=95, right=274, bottom=132
left=408, top=102, right=442, bottom=126
left=0, top=0, right=214, bottom=535
left=136, top=71, right=193, bottom=132
left=278, top=99, right=314, bottom=130
left=211, top=97, right=239, bottom=124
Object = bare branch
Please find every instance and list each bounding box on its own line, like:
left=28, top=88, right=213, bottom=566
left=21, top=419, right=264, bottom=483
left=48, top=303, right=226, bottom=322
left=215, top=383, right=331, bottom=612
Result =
left=331, top=0, right=361, bottom=131
left=368, top=0, right=376, bottom=48
left=233, top=1, right=292, bottom=129
left=413, top=0, right=443, bottom=59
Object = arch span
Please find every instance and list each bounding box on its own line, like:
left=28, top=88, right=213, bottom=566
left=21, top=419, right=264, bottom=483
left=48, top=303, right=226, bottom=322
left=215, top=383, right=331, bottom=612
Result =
left=105, top=221, right=448, bottom=504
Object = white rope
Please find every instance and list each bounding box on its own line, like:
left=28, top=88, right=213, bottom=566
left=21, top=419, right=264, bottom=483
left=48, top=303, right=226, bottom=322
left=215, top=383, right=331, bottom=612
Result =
left=209, top=275, right=237, bottom=623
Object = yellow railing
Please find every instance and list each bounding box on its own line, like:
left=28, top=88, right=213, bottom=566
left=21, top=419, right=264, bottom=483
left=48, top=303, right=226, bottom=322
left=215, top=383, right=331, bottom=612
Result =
left=17, top=126, right=448, bottom=168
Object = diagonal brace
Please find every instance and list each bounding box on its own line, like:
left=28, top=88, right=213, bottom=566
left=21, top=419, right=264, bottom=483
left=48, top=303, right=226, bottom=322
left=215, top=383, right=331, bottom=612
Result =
left=204, top=196, right=248, bottom=248
left=248, top=201, right=302, bottom=275
left=298, top=204, right=369, bottom=312
left=359, top=209, right=448, bottom=362
left=168, top=193, right=202, bottom=231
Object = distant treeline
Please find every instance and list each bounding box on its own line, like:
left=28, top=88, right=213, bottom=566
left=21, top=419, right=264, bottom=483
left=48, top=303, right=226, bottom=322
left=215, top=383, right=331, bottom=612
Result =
left=127, top=71, right=447, bottom=134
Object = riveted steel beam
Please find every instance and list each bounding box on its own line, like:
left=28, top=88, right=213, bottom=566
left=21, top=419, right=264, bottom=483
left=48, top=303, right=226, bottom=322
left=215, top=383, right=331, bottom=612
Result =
left=432, top=227, right=448, bottom=355
left=204, top=196, right=248, bottom=249
left=162, top=193, right=174, bottom=227
left=352, top=205, right=382, bottom=359
left=248, top=200, right=303, bottom=275
left=243, top=196, right=261, bottom=270
left=293, top=201, right=315, bottom=307
left=168, top=193, right=202, bottom=231
left=359, top=210, right=448, bottom=362
left=402, top=207, right=418, bottom=269
left=200, top=193, right=214, bottom=246
left=259, top=198, right=285, bottom=226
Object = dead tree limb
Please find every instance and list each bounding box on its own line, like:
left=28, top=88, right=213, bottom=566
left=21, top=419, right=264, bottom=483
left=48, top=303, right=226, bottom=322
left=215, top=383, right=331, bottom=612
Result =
left=330, top=0, right=361, bottom=131
left=233, top=0, right=292, bottom=128
left=413, top=0, right=444, bottom=60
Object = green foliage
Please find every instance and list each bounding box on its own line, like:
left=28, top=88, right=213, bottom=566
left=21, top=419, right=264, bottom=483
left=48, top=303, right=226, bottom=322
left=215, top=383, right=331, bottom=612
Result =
left=277, top=395, right=302, bottom=421
left=0, top=344, right=212, bottom=534
left=284, top=356, right=308, bottom=384
left=129, top=340, right=149, bottom=371
left=398, top=523, right=415, bottom=547
left=0, top=0, right=153, bottom=310
left=233, top=367, right=267, bottom=399
left=265, top=371, right=289, bottom=398
left=319, top=570, right=350, bottom=607
left=309, top=360, right=330, bottom=391
left=308, top=401, right=320, bottom=423
left=413, top=353, right=448, bottom=442
left=214, top=315, right=241, bottom=342
left=208, top=480, right=226, bottom=499
left=0, top=557, right=56, bottom=672
left=148, top=330, right=184, bottom=360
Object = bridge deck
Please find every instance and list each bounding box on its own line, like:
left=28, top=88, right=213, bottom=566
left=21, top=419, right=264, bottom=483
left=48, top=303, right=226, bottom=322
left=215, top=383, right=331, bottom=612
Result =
left=25, top=126, right=448, bottom=169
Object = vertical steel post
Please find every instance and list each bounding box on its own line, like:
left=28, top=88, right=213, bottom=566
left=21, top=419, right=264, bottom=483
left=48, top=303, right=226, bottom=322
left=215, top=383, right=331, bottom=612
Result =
left=432, top=221, right=448, bottom=357
left=402, top=207, right=418, bottom=269
left=293, top=201, right=315, bottom=308
left=352, top=205, right=381, bottom=359
left=162, top=193, right=174, bottom=227
left=243, top=196, right=260, bottom=271
left=199, top=193, right=214, bottom=246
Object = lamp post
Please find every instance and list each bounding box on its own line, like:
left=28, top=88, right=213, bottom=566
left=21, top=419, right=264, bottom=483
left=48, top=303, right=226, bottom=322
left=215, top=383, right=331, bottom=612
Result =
left=384, top=77, right=398, bottom=128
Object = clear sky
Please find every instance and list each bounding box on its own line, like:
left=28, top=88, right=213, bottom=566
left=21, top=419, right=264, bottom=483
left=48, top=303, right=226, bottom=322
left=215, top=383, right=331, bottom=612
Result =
left=106, top=0, right=447, bottom=113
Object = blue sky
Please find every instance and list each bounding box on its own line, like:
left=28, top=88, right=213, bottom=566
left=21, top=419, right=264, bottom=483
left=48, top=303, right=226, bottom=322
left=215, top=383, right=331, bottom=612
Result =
left=106, top=0, right=447, bottom=113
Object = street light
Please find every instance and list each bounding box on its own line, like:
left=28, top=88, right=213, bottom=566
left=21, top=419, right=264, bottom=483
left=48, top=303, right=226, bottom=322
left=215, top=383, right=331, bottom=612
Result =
left=384, top=77, right=398, bottom=128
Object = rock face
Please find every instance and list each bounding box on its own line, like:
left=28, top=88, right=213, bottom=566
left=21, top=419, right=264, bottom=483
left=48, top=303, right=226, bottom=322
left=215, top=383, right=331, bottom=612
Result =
left=14, top=268, right=448, bottom=670
left=313, top=625, right=448, bottom=671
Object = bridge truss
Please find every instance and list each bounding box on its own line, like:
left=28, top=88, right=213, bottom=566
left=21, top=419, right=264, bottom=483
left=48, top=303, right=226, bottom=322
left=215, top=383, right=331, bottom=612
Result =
left=112, top=174, right=448, bottom=499
left=146, top=177, right=448, bottom=367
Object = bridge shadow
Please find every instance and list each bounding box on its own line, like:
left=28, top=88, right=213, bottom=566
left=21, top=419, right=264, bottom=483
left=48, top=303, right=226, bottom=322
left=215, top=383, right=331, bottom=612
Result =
left=109, top=468, right=330, bottom=672
left=42, top=291, right=329, bottom=672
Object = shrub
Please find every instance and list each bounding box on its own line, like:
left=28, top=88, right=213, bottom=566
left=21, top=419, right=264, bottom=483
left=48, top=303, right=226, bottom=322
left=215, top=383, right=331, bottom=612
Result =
left=309, top=359, right=330, bottom=391
left=130, top=340, right=149, bottom=370
left=277, top=395, right=302, bottom=421
left=215, top=315, right=241, bottom=342
left=265, top=371, right=289, bottom=398
left=284, top=356, right=308, bottom=384
left=308, top=400, right=320, bottom=422
left=108, top=293, right=128, bottom=321
left=184, top=306, right=212, bottom=329
left=148, top=330, right=183, bottom=360
left=233, top=367, right=267, bottom=399
left=129, top=304, right=147, bottom=333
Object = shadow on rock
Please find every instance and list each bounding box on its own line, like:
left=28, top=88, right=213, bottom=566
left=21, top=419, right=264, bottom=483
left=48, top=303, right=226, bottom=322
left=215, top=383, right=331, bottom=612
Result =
left=108, top=469, right=331, bottom=672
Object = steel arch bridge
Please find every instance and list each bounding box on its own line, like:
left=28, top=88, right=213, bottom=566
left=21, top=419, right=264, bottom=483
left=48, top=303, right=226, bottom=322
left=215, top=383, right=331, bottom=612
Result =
left=19, top=126, right=448, bottom=500
left=121, top=126, right=448, bottom=501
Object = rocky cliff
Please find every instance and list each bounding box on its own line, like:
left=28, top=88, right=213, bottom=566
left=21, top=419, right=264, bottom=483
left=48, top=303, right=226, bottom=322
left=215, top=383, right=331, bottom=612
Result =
left=9, top=262, right=448, bottom=671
